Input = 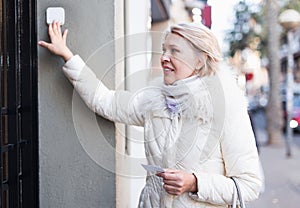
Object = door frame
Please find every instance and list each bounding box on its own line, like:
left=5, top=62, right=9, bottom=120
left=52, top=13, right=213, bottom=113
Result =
left=1, top=0, right=39, bottom=207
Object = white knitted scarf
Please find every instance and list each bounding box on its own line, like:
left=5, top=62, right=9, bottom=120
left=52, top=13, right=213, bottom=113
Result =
left=142, top=75, right=213, bottom=122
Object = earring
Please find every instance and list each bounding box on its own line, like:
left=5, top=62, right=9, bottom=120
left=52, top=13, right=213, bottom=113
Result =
left=195, top=65, right=201, bottom=70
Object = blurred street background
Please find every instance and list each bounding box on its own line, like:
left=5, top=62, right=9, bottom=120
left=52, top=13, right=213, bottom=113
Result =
left=248, top=109, right=300, bottom=207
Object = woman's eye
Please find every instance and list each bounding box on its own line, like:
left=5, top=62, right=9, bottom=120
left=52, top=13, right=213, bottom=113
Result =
left=171, top=48, right=179, bottom=53
left=161, top=48, right=179, bottom=55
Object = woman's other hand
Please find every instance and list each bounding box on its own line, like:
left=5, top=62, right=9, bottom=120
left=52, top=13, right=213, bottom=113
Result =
left=38, top=21, right=74, bottom=62
left=156, top=169, right=198, bottom=196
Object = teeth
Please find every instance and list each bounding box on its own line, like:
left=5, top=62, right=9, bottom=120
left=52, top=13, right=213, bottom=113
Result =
left=164, top=68, right=172, bottom=72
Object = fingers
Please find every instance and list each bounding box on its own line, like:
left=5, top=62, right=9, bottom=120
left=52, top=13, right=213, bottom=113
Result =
left=48, top=22, right=57, bottom=43
left=62, top=29, right=68, bottom=43
left=161, top=172, right=182, bottom=187
left=38, top=20, right=72, bottom=59
left=38, top=41, right=51, bottom=49
left=163, top=179, right=182, bottom=188
left=52, top=21, right=59, bottom=35
left=48, top=22, right=54, bottom=37
left=157, top=170, right=196, bottom=196
left=49, top=21, right=62, bottom=39
left=163, top=184, right=182, bottom=196
left=157, top=169, right=179, bottom=180
left=158, top=171, right=183, bottom=195
left=57, top=22, right=62, bottom=35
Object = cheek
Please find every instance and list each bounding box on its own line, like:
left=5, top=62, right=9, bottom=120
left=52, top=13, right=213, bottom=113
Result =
left=179, top=68, right=194, bottom=78
left=175, top=53, right=197, bottom=68
left=174, top=60, right=195, bottom=75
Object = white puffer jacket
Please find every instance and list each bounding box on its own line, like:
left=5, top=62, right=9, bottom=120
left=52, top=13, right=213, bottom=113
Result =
left=62, top=55, right=263, bottom=208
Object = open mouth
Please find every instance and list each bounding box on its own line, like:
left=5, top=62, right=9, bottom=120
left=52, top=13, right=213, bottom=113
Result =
left=163, top=67, right=175, bottom=72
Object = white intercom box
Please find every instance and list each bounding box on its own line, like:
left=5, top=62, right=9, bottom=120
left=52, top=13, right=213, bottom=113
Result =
left=46, top=7, right=65, bottom=25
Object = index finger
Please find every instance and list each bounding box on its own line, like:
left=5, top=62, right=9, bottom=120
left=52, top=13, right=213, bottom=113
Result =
left=157, top=171, right=179, bottom=180
left=56, top=21, right=62, bottom=35
left=48, top=22, right=54, bottom=35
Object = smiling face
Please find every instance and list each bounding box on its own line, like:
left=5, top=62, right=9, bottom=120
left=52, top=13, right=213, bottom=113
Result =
left=161, top=33, right=201, bottom=85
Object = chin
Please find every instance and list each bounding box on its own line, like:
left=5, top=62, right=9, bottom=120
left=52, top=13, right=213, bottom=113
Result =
left=163, top=75, right=177, bottom=85
left=163, top=79, right=173, bottom=85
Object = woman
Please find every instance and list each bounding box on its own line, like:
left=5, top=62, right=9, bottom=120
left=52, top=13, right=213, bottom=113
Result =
left=39, top=22, right=263, bottom=207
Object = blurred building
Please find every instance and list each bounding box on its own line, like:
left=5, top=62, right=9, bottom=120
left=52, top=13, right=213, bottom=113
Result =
left=229, top=47, right=269, bottom=111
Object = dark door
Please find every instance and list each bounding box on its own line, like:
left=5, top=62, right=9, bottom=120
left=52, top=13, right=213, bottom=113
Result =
left=0, top=0, right=38, bottom=207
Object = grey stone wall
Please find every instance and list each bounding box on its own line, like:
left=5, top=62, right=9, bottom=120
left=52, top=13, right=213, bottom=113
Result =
left=37, top=1, right=116, bottom=207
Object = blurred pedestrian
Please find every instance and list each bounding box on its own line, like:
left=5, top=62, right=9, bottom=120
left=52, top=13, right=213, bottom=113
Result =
left=39, top=21, right=263, bottom=207
left=248, top=109, right=260, bottom=153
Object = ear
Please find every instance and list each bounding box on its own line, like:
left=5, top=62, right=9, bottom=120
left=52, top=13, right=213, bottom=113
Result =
left=196, top=53, right=207, bottom=69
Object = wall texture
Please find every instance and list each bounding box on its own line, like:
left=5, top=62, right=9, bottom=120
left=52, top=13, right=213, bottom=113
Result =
left=37, top=1, right=117, bottom=207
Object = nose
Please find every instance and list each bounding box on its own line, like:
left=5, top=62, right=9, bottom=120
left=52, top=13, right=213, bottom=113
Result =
left=161, top=52, right=170, bottom=62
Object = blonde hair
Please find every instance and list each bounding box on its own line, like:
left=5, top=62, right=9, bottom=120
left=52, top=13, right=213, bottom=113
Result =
left=167, top=23, right=222, bottom=76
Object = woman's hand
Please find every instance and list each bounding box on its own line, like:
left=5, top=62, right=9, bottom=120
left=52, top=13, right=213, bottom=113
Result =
left=38, top=21, right=74, bottom=62
left=156, top=169, right=198, bottom=196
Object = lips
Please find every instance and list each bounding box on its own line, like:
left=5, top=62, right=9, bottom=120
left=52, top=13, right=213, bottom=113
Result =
left=163, top=65, right=175, bottom=72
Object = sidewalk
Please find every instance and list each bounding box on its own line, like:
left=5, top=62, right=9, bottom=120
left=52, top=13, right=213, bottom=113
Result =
left=248, top=145, right=300, bottom=207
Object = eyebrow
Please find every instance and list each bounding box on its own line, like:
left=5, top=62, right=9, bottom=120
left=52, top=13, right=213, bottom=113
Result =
left=162, top=44, right=180, bottom=48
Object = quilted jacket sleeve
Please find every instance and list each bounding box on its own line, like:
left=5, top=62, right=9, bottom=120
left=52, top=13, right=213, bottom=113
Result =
left=189, top=73, right=263, bottom=205
left=62, top=55, right=145, bottom=126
